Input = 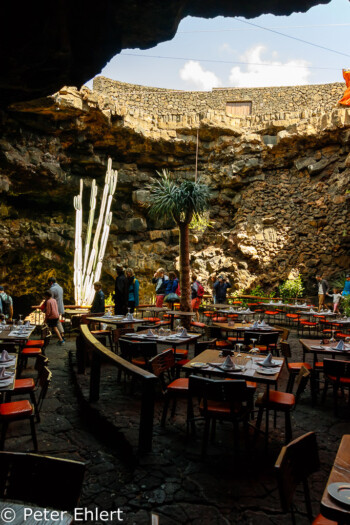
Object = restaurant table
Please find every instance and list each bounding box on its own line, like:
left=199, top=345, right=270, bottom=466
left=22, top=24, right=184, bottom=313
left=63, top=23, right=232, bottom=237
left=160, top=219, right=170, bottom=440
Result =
left=0, top=501, right=73, bottom=525
left=122, top=330, right=201, bottom=359
left=165, top=310, right=195, bottom=330
left=0, top=325, right=35, bottom=345
left=183, top=349, right=284, bottom=447
left=300, top=339, right=350, bottom=366
left=320, top=434, right=350, bottom=524
left=87, top=316, right=146, bottom=327
left=0, top=353, right=17, bottom=393
left=216, top=309, right=255, bottom=316
left=213, top=321, right=280, bottom=336
left=65, top=309, right=90, bottom=316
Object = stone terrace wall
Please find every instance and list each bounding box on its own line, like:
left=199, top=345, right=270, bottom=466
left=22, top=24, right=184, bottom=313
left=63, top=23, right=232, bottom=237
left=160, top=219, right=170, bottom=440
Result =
left=93, top=76, right=345, bottom=117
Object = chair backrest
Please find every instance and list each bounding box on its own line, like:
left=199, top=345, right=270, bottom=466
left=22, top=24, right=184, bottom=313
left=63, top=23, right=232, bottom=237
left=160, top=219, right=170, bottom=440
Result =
left=149, top=349, right=175, bottom=391
left=188, top=376, right=252, bottom=417
left=204, top=326, right=222, bottom=340
left=324, top=358, right=350, bottom=381
left=275, top=431, right=319, bottom=521
left=279, top=341, right=292, bottom=359
left=274, top=326, right=290, bottom=341
left=0, top=451, right=86, bottom=511
left=294, top=366, right=310, bottom=403
left=37, top=367, right=52, bottom=413
left=34, top=355, right=49, bottom=384
left=194, top=339, right=217, bottom=357
left=243, top=331, right=263, bottom=346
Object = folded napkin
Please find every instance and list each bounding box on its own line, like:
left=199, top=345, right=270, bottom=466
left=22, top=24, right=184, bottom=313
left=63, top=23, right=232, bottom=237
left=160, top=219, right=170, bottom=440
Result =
left=252, top=321, right=259, bottom=328
left=336, top=340, right=345, bottom=350
left=126, top=314, right=134, bottom=320
left=0, top=367, right=5, bottom=378
left=146, top=329, right=154, bottom=337
left=25, top=321, right=30, bottom=327
left=260, top=320, right=266, bottom=327
left=222, top=355, right=235, bottom=370
left=262, top=353, right=273, bottom=366
left=179, top=328, right=188, bottom=337
left=245, top=308, right=252, bottom=313
left=0, top=350, right=9, bottom=362
left=310, top=309, right=315, bottom=313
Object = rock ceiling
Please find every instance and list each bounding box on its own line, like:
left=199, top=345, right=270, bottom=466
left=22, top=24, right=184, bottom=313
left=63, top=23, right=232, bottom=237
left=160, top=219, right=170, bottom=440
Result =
left=0, top=0, right=330, bottom=106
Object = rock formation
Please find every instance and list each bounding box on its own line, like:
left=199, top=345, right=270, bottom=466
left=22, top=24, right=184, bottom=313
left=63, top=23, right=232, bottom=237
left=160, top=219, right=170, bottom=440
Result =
left=0, top=79, right=349, bottom=309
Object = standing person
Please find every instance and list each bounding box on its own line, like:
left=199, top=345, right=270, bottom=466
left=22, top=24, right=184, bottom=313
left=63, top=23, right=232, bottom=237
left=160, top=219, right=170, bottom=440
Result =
left=90, top=282, right=105, bottom=314
left=214, top=275, right=231, bottom=304
left=209, top=273, right=217, bottom=304
left=115, top=265, right=128, bottom=315
left=152, top=268, right=168, bottom=307
left=0, top=286, right=13, bottom=321
left=48, top=277, right=65, bottom=340
left=191, top=274, right=204, bottom=321
left=126, top=268, right=139, bottom=314
left=342, top=274, right=350, bottom=296
left=316, top=274, right=329, bottom=311
left=43, top=290, right=64, bottom=345
left=327, top=288, right=342, bottom=313
left=164, top=271, right=179, bottom=309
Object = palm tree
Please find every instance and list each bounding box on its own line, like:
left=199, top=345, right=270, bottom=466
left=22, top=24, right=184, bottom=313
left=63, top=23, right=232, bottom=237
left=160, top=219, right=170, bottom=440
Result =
left=148, top=170, right=210, bottom=322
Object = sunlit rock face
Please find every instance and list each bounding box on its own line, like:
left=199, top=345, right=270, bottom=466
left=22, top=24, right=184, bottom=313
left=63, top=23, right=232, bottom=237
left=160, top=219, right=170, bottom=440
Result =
left=0, top=0, right=330, bottom=106
left=1, top=81, right=349, bottom=309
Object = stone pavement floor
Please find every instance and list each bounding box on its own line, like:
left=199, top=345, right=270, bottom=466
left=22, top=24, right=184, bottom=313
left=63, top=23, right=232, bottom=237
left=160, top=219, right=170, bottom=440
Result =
left=4, top=331, right=350, bottom=525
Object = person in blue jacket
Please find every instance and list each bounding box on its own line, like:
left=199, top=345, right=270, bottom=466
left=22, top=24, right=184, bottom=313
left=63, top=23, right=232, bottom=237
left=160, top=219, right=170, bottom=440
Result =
left=342, top=274, right=350, bottom=296
left=214, top=275, right=231, bottom=303
left=164, top=271, right=179, bottom=307
left=126, top=268, right=139, bottom=313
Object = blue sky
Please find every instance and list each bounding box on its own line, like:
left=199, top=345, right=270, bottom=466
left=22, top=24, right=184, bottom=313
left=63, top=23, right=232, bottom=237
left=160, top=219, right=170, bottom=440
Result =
left=87, top=0, right=350, bottom=90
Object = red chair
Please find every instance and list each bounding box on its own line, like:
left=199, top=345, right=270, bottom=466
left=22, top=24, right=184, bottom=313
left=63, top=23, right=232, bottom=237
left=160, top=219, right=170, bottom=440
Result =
left=150, top=350, right=189, bottom=426
left=280, top=342, right=312, bottom=393
left=0, top=401, right=37, bottom=450
left=322, top=358, right=350, bottom=415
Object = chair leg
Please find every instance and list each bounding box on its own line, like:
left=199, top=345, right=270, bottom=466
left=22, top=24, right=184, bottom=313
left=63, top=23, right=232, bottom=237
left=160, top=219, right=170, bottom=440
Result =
left=202, top=418, right=210, bottom=457
left=333, top=385, right=338, bottom=416
left=161, top=395, right=171, bottom=427
left=0, top=422, right=8, bottom=450
left=210, top=419, right=216, bottom=442
left=170, top=397, right=177, bottom=418
left=254, top=407, right=264, bottom=443
left=30, top=392, right=39, bottom=422
left=30, top=415, right=38, bottom=451
left=285, top=411, right=292, bottom=444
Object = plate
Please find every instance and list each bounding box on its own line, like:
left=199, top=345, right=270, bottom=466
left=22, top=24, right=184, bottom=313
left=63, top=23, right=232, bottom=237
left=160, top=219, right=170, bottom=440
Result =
left=257, top=361, right=280, bottom=368
left=190, top=362, right=208, bottom=368
left=0, top=374, right=13, bottom=380
left=328, top=482, right=350, bottom=506
left=256, top=368, right=278, bottom=375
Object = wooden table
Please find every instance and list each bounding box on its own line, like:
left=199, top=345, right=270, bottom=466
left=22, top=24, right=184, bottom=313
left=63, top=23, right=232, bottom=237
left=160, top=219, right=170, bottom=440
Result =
left=184, top=349, right=284, bottom=446
left=123, top=330, right=201, bottom=359
left=300, top=339, right=350, bottom=367
left=86, top=316, right=146, bottom=327
left=213, top=322, right=280, bottom=341
left=321, top=434, right=350, bottom=524
left=165, top=310, right=195, bottom=330
left=0, top=326, right=35, bottom=345
left=0, top=501, right=73, bottom=524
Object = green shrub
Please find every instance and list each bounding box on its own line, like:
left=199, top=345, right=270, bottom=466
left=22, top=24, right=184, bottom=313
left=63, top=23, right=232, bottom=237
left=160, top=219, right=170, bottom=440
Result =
left=250, top=285, right=264, bottom=297
left=343, top=295, right=350, bottom=317
left=279, top=276, right=304, bottom=301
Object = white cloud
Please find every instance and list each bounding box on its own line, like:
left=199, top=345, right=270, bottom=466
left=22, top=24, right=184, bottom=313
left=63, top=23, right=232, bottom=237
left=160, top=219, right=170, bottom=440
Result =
left=179, top=60, right=222, bottom=90
left=229, top=45, right=311, bottom=87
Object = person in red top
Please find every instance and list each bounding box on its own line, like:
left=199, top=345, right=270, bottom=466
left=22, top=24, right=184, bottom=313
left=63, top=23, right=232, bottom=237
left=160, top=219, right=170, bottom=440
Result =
left=43, top=290, right=64, bottom=345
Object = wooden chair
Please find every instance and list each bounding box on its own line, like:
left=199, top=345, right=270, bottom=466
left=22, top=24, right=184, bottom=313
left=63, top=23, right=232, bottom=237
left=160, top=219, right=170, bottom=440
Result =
left=5, top=366, right=52, bottom=423
left=243, top=331, right=279, bottom=354
left=255, top=366, right=310, bottom=444
left=194, top=339, right=217, bottom=357
left=275, top=432, right=336, bottom=525
left=188, top=376, right=254, bottom=456
left=0, top=451, right=85, bottom=511
left=24, top=324, right=50, bottom=348
left=118, top=339, right=157, bottom=371
left=280, top=341, right=312, bottom=393
left=322, top=358, right=350, bottom=415
left=149, top=349, right=189, bottom=426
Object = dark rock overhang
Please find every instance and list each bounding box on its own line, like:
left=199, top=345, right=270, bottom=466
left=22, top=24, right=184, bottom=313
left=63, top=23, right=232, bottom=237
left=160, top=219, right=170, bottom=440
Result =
left=0, top=0, right=330, bottom=106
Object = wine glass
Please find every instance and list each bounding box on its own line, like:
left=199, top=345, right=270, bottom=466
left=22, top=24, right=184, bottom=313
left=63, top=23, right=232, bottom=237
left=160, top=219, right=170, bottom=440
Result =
left=249, top=338, right=259, bottom=354
left=18, top=314, right=23, bottom=325
left=242, top=315, right=246, bottom=325
left=330, top=329, right=336, bottom=343
left=235, top=343, right=243, bottom=357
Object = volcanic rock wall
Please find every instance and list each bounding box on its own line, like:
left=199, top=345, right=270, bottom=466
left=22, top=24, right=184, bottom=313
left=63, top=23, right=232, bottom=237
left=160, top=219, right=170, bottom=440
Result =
left=0, top=80, right=349, bottom=310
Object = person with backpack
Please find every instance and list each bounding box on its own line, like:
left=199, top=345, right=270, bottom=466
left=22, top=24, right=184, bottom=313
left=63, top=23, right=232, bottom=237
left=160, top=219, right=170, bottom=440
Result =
left=214, top=275, right=231, bottom=304
left=164, top=271, right=179, bottom=308
left=152, top=268, right=168, bottom=307
left=126, top=268, right=139, bottom=313
left=0, top=286, right=13, bottom=321
left=191, top=274, right=204, bottom=321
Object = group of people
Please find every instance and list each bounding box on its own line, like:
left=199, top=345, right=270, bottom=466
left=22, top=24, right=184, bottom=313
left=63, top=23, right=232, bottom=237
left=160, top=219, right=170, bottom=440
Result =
left=316, top=274, right=350, bottom=312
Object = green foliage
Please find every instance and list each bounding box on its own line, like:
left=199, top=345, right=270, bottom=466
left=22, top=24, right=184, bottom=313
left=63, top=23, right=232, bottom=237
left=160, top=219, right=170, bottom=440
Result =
left=250, top=285, right=264, bottom=297
left=190, top=211, right=213, bottom=232
left=329, top=272, right=347, bottom=291
left=279, top=275, right=304, bottom=300
left=343, top=295, right=350, bottom=316
left=105, top=293, right=114, bottom=306
left=147, top=169, right=211, bottom=226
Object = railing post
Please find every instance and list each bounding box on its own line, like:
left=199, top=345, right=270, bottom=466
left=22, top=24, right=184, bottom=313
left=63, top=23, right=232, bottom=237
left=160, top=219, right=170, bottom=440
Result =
left=76, top=334, right=86, bottom=374
left=89, top=349, right=101, bottom=402
left=138, top=376, right=157, bottom=453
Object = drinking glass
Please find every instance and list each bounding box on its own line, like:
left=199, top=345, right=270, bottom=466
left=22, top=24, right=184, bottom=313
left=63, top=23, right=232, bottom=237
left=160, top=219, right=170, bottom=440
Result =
left=250, top=338, right=259, bottom=353
left=330, top=329, right=336, bottom=343
left=235, top=343, right=243, bottom=357
left=18, top=314, right=23, bottom=325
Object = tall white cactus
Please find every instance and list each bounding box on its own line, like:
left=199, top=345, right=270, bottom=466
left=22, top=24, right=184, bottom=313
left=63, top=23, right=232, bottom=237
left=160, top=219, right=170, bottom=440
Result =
left=73, top=158, right=118, bottom=305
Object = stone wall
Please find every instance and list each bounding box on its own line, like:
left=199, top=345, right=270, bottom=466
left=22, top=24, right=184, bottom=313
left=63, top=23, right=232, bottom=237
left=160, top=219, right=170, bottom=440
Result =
left=93, top=76, right=345, bottom=117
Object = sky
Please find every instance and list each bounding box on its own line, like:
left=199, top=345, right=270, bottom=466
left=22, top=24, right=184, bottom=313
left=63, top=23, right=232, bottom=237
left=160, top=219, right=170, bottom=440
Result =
left=87, top=0, right=350, bottom=91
